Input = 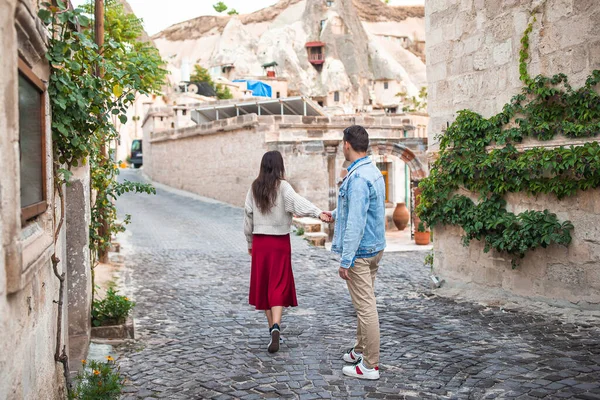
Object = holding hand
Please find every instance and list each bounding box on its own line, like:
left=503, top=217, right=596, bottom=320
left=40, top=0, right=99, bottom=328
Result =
left=319, top=211, right=334, bottom=223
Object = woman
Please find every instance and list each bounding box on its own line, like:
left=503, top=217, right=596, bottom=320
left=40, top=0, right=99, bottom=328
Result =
left=244, top=150, right=330, bottom=353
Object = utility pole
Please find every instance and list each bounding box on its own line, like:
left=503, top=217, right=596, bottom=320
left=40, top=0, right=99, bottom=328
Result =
left=95, top=0, right=104, bottom=75
left=95, top=0, right=109, bottom=263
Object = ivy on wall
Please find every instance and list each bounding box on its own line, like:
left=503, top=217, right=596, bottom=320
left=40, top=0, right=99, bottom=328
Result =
left=416, top=18, right=600, bottom=266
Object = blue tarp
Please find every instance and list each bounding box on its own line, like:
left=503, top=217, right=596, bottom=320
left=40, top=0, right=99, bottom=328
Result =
left=233, top=79, right=272, bottom=97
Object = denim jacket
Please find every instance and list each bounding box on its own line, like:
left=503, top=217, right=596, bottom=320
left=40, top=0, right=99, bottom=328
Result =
left=331, top=157, right=386, bottom=268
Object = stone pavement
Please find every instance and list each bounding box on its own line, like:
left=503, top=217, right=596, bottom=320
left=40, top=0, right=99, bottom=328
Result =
left=115, top=169, right=600, bottom=400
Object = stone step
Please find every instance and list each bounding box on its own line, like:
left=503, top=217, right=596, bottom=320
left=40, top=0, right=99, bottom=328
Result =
left=304, top=232, right=328, bottom=247
left=292, top=217, right=323, bottom=233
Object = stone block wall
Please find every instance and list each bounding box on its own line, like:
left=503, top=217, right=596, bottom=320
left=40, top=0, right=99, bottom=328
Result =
left=148, top=117, right=269, bottom=208
left=144, top=114, right=419, bottom=211
left=435, top=189, right=600, bottom=306
left=426, top=0, right=600, bottom=305
left=1, top=0, right=69, bottom=398
left=274, top=141, right=330, bottom=210
left=427, top=0, right=600, bottom=148
left=66, top=163, right=92, bottom=366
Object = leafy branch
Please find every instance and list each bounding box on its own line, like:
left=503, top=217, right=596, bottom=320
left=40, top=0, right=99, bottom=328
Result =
left=398, top=86, right=427, bottom=113
left=40, top=0, right=166, bottom=392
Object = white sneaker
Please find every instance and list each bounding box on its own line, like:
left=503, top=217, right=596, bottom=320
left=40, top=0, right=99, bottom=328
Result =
left=342, top=347, right=362, bottom=363
left=342, top=359, right=380, bottom=380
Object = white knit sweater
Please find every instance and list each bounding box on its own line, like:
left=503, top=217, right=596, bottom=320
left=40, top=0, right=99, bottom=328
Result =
left=244, top=180, right=322, bottom=249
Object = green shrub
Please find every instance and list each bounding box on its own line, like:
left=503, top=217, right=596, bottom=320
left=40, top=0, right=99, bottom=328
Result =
left=295, top=227, right=305, bottom=236
left=92, top=288, right=135, bottom=327
left=69, top=358, right=124, bottom=400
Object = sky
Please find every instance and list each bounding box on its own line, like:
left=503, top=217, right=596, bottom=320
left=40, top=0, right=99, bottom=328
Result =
left=71, top=0, right=424, bottom=36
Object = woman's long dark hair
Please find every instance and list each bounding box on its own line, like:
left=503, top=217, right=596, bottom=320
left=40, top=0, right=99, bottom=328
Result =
left=252, top=151, right=285, bottom=213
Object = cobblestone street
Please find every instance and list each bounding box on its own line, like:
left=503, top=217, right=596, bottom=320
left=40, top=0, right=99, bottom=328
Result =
left=115, top=169, right=600, bottom=400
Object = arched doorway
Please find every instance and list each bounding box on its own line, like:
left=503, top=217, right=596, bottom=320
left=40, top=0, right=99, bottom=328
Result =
left=369, top=142, right=428, bottom=235
left=368, top=142, right=428, bottom=179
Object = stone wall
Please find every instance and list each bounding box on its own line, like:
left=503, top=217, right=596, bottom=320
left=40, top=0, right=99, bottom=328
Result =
left=426, top=0, right=600, bottom=306
left=2, top=0, right=93, bottom=397
left=146, top=115, right=269, bottom=209
left=66, top=163, right=92, bottom=369
left=427, top=0, right=600, bottom=145
left=1, top=1, right=68, bottom=398
left=144, top=114, right=424, bottom=210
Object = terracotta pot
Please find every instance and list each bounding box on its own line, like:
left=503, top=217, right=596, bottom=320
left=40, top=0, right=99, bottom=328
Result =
left=414, top=230, right=430, bottom=245
left=392, top=202, right=409, bottom=231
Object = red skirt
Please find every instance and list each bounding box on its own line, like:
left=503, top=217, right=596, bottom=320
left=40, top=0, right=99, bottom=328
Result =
left=249, top=234, right=298, bottom=310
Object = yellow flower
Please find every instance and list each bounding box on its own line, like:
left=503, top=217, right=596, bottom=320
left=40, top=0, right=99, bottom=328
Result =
left=81, top=360, right=86, bottom=365
left=124, top=297, right=129, bottom=301
left=93, top=370, right=100, bottom=376
left=106, top=356, right=114, bottom=361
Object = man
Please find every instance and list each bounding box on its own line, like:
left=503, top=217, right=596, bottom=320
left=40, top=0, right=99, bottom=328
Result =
left=326, top=125, right=386, bottom=380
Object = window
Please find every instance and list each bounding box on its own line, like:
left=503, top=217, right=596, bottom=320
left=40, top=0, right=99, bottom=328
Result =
left=18, top=59, right=47, bottom=222
left=326, top=0, right=334, bottom=6
left=182, top=109, right=187, bottom=115
left=384, top=81, right=389, bottom=90
left=320, top=20, right=326, bottom=31
left=276, top=91, right=281, bottom=98
left=334, top=91, right=340, bottom=102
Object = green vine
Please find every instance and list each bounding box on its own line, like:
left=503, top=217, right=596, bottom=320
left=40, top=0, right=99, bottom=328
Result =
left=39, top=2, right=165, bottom=391
left=40, top=0, right=165, bottom=265
left=519, top=18, right=535, bottom=85
left=417, top=17, right=600, bottom=267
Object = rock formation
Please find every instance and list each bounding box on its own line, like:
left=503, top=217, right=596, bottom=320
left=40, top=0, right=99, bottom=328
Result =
left=152, top=0, right=426, bottom=111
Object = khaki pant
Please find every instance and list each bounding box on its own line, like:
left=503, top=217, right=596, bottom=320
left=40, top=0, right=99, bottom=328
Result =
left=346, top=250, right=384, bottom=368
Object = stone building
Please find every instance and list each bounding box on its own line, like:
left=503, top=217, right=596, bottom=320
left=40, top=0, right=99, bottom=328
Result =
left=426, top=0, right=600, bottom=306
left=1, top=0, right=92, bottom=398
left=142, top=98, right=428, bottom=229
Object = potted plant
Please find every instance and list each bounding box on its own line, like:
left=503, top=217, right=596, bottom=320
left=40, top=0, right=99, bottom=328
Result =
left=415, top=221, right=430, bottom=245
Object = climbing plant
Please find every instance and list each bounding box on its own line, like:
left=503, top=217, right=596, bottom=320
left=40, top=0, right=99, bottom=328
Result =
left=40, top=0, right=166, bottom=262
left=39, top=0, right=166, bottom=390
left=416, top=17, right=600, bottom=267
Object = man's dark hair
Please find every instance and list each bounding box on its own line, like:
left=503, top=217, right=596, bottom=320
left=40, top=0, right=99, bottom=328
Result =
left=343, top=125, right=369, bottom=153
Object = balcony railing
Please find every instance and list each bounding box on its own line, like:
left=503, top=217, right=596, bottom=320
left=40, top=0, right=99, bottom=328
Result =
left=308, top=53, right=324, bottom=62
